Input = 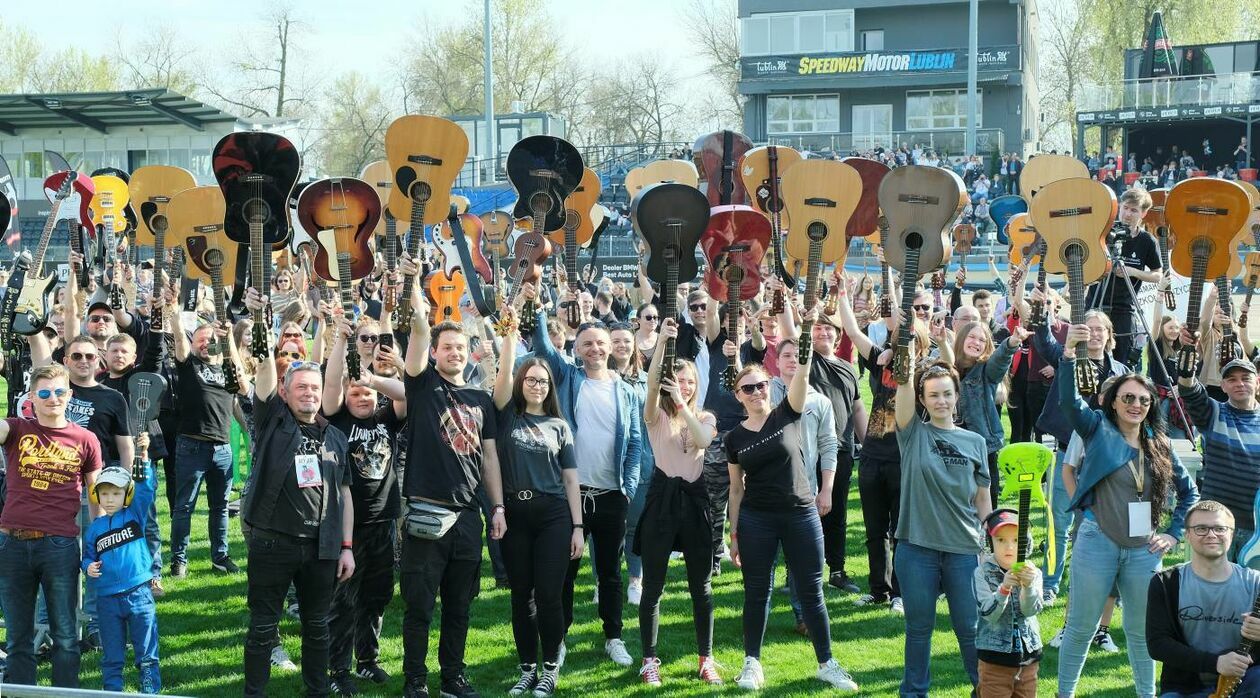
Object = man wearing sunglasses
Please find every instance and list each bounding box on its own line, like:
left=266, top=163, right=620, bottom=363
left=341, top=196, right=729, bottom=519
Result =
left=0, top=363, right=104, bottom=689
left=1178, top=358, right=1260, bottom=561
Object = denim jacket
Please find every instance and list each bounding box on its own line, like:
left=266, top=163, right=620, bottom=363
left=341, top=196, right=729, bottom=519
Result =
left=1058, top=357, right=1199, bottom=540
left=973, top=555, right=1043, bottom=655
left=1033, top=324, right=1128, bottom=446
left=958, top=338, right=1018, bottom=453
left=533, top=311, right=642, bottom=498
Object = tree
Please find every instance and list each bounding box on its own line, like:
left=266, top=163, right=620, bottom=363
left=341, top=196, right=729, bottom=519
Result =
left=583, top=55, right=687, bottom=147
left=29, top=48, right=120, bottom=94
left=0, top=20, right=41, bottom=92
left=1037, top=0, right=1096, bottom=151
left=113, top=26, right=201, bottom=96
left=314, top=72, right=394, bottom=177
left=679, top=0, right=743, bottom=127
left=203, top=3, right=315, bottom=118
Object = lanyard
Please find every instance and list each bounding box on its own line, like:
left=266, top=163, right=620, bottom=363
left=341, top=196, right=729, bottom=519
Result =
left=1125, top=449, right=1145, bottom=500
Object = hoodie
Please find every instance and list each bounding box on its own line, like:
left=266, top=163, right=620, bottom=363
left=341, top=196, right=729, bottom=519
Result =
left=81, top=462, right=156, bottom=597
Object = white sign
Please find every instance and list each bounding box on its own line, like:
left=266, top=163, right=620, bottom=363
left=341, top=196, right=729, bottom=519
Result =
left=1135, top=270, right=1210, bottom=335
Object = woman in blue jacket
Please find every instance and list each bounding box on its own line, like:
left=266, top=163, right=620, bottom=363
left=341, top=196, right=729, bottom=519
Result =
left=1054, top=324, right=1199, bottom=698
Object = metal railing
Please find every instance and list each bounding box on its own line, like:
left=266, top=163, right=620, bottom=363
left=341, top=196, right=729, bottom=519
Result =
left=454, top=141, right=693, bottom=188
left=1078, top=70, right=1260, bottom=112
left=766, top=128, right=1005, bottom=157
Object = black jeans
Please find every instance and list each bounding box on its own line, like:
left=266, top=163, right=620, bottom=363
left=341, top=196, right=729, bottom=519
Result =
left=1109, top=309, right=1139, bottom=366
left=858, top=453, right=901, bottom=600
left=1008, top=376, right=1051, bottom=444
left=243, top=531, right=337, bottom=697
left=328, top=521, right=395, bottom=673
left=502, top=493, right=571, bottom=665
left=821, top=450, right=854, bottom=575
left=703, top=435, right=731, bottom=564
left=400, top=507, right=482, bottom=683
left=636, top=470, right=714, bottom=658
left=563, top=488, right=627, bottom=640
left=157, top=410, right=180, bottom=512
left=476, top=486, right=508, bottom=581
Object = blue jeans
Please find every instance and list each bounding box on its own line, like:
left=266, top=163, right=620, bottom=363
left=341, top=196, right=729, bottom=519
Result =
left=98, top=583, right=161, bottom=693
left=1161, top=665, right=1260, bottom=696
left=170, top=436, right=233, bottom=565
left=1045, top=448, right=1073, bottom=592
left=0, top=532, right=83, bottom=687
left=893, top=540, right=980, bottom=697
left=737, top=506, right=832, bottom=663
left=1056, top=517, right=1162, bottom=697
left=624, top=475, right=650, bottom=579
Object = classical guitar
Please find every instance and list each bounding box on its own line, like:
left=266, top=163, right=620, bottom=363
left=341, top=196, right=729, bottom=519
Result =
left=383, top=114, right=469, bottom=335
left=996, top=442, right=1056, bottom=574
left=700, top=205, right=771, bottom=389
left=988, top=194, right=1028, bottom=246
left=1239, top=252, right=1260, bottom=328
left=1166, top=179, right=1251, bottom=378
left=695, top=130, right=754, bottom=207
left=741, top=145, right=803, bottom=312
left=297, top=177, right=382, bottom=380
left=1019, top=154, right=1089, bottom=204
left=507, top=135, right=583, bottom=324
left=782, top=160, right=861, bottom=357
left=1031, top=178, right=1118, bottom=395
left=879, top=165, right=965, bottom=382
left=1216, top=276, right=1240, bottom=366
left=12, top=172, right=78, bottom=335
left=480, top=210, right=513, bottom=295
left=167, top=186, right=241, bottom=393
left=551, top=167, right=602, bottom=327
left=427, top=269, right=467, bottom=324
left=624, top=159, right=699, bottom=202
left=633, top=182, right=709, bottom=393
left=129, top=165, right=196, bottom=328
left=212, top=131, right=301, bottom=355
left=1147, top=188, right=1176, bottom=311
left=126, top=371, right=167, bottom=481
left=953, top=223, right=978, bottom=278
left=507, top=231, right=552, bottom=335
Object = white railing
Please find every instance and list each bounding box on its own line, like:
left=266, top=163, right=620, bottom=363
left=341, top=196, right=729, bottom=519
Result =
left=1079, top=70, right=1260, bottom=112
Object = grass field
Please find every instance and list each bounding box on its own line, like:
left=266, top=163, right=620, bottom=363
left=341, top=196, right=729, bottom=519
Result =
left=7, top=377, right=1178, bottom=696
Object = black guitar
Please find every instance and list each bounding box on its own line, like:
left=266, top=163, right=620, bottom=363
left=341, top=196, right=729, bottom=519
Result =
left=126, top=371, right=167, bottom=482
left=507, top=136, right=584, bottom=232
left=632, top=183, right=710, bottom=393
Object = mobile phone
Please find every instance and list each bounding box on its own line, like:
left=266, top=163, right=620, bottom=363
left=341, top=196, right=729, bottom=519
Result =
left=378, top=333, right=394, bottom=350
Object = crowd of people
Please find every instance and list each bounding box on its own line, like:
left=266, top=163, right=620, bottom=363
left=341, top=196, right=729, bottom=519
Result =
left=2, top=179, right=1260, bottom=698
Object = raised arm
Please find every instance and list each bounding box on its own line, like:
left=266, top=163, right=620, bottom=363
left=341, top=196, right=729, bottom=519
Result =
left=401, top=255, right=431, bottom=378
left=787, top=305, right=817, bottom=414
left=322, top=315, right=352, bottom=416
left=492, top=307, right=519, bottom=411
left=168, top=286, right=191, bottom=363
left=247, top=288, right=278, bottom=401
left=831, top=274, right=876, bottom=357
left=643, top=317, right=674, bottom=424
left=1058, top=325, right=1103, bottom=439
left=894, top=341, right=918, bottom=429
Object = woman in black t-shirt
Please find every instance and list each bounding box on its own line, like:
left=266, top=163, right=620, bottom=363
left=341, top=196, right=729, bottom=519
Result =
left=725, top=306, right=859, bottom=693
left=492, top=307, right=583, bottom=697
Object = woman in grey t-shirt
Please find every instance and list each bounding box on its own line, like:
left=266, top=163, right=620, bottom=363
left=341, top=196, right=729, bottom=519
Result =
left=893, top=349, right=992, bottom=697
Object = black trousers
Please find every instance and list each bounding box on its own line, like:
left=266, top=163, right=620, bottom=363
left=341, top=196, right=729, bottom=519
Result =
left=1109, top=309, right=1140, bottom=366
left=858, top=453, right=901, bottom=600
left=821, top=450, right=855, bottom=575
left=636, top=470, right=714, bottom=658
left=1008, top=377, right=1051, bottom=444
left=563, top=488, right=626, bottom=640
left=243, top=531, right=337, bottom=698
left=157, top=410, right=181, bottom=512
left=328, top=521, right=395, bottom=673
left=703, top=436, right=731, bottom=564
left=400, top=508, right=482, bottom=683
left=502, top=493, right=571, bottom=665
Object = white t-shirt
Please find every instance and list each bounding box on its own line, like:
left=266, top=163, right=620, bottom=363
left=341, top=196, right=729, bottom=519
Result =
left=574, top=377, right=620, bottom=490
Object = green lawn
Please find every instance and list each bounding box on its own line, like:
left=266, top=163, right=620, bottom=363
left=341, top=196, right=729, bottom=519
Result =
left=7, top=377, right=1173, bottom=696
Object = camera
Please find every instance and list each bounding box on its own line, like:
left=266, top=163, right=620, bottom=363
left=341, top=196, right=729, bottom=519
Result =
left=1105, top=221, right=1130, bottom=248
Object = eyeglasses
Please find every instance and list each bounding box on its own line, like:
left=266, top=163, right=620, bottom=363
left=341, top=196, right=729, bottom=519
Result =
left=358, top=334, right=379, bottom=344
left=912, top=304, right=932, bottom=312
left=35, top=388, right=69, bottom=399
left=281, top=331, right=304, bottom=339
left=1188, top=525, right=1234, bottom=537
left=640, top=315, right=659, bottom=322
left=88, top=315, right=113, bottom=323
left=1118, top=393, right=1153, bottom=407
left=276, top=351, right=303, bottom=361
left=689, top=303, right=707, bottom=312
left=523, top=377, right=551, bottom=388
left=284, top=360, right=316, bottom=377
left=70, top=351, right=98, bottom=362
left=738, top=380, right=769, bottom=395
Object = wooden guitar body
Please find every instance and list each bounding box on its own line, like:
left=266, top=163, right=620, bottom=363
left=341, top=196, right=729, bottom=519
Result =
left=384, top=115, right=468, bottom=225
left=877, top=165, right=964, bottom=275
left=427, top=269, right=467, bottom=324
left=700, top=204, right=771, bottom=301
left=988, top=194, right=1028, bottom=245
left=632, top=183, right=709, bottom=288
left=781, top=160, right=861, bottom=266
left=167, top=186, right=237, bottom=286
left=625, top=159, right=699, bottom=202
left=1006, top=212, right=1040, bottom=266
left=1030, top=178, right=1116, bottom=281
left=1019, top=154, right=1089, bottom=203
left=296, top=177, right=381, bottom=283
left=694, top=130, right=754, bottom=206
left=480, top=211, right=512, bottom=258
left=43, top=171, right=95, bottom=229
left=507, top=135, right=584, bottom=231
left=211, top=131, right=301, bottom=247
left=1166, top=178, right=1250, bottom=281
left=129, top=165, right=196, bottom=246
left=841, top=157, right=891, bottom=240
left=740, top=145, right=803, bottom=228
left=90, top=174, right=131, bottom=235
left=509, top=233, right=552, bottom=287
left=359, top=159, right=394, bottom=238
left=550, top=167, right=602, bottom=249
left=432, top=213, right=492, bottom=282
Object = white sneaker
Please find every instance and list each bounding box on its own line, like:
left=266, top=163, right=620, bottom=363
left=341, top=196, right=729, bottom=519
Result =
left=890, top=597, right=905, bottom=615
left=1049, top=627, right=1065, bottom=648
left=605, top=638, right=633, bottom=666
left=270, top=644, right=297, bottom=671
left=735, top=656, right=764, bottom=690
left=817, top=659, right=859, bottom=691
left=628, top=580, right=643, bottom=606
left=1093, top=628, right=1120, bottom=653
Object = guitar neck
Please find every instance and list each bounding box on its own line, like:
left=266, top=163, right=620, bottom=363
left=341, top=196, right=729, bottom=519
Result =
left=895, top=246, right=922, bottom=350
left=1016, top=489, right=1032, bottom=566
left=32, top=198, right=66, bottom=272
left=660, top=259, right=679, bottom=376
left=798, top=238, right=826, bottom=357
left=250, top=220, right=268, bottom=323
left=397, top=197, right=428, bottom=326
left=879, top=216, right=894, bottom=318
left=564, top=224, right=579, bottom=288
left=338, top=252, right=361, bottom=378
left=1184, top=255, right=1209, bottom=339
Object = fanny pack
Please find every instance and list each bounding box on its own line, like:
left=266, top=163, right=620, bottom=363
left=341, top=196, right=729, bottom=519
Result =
left=405, top=501, right=460, bottom=540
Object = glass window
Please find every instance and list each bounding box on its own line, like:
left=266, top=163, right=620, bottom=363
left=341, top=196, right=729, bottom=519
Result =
left=743, top=10, right=853, bottom=56
left=769, top=16, right=795, bottom=54
left=862, top=30, right=884, bottom=52
left=799, top=19, right=824, bottom=52
left=169, top=148, right=190, bottom=169
left=22, top=152, right=43, bottom=179
left=906, top=92, right=931, bottom=130
left=766, top=94, right=840, bottom=135
left=818, top=98, right=840, bottom=131
left=824, top=11, right=854, bottom=52
left=741, top=17, right=768, bottom=55
left=907, top=89, right=981, bottom=130
left=190, top=152, right=212, bottom=182
left=129, top=150, right=149, bottom=171
left=768, top=97, right=791, bottom=122
left=523, top=117, right=544, bottom=138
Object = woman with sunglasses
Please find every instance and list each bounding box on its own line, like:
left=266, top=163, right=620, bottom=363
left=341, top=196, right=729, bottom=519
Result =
left=726, top=306, right=859, bottom=692
left=633, top=303, right=659, bottom=367
left=892, top=345, right=991, bottom=697
left=1054, top=327, right=1198, bottom=698
left=491, top=306, right=584, bottom=697
left=635, top=317, right=719, bottom=686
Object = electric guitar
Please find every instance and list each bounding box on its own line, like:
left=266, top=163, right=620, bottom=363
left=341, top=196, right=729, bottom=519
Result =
left=91, top=174, right=131, bottom=310
left=1031, top=178, right=1118, bottom=395
left=46, top=169, right=95, bottom=231
left=782, top=160, right=861, bottom=358
left=432, top=213, right=492, bottom=282
left=383, top=114, right=469, bottom=335
left=550, top=167, right=602, bottom=327
left=426, top=269, right=467, bottom=324
left=166, top=186, right=241, bottom=393
left=996, top=442, right=1056, bottom=574
left=507, top=136, right=583, bottom=326
left=699, top=205, right=771, bottom=390
left=878, top=166, right=965, bottom=382
left=741, top=145, right=803, bottom=312
left=633, top=183, right=709, bottom=393
left=126, top=372, right=167, bottom=482
left=130, top=165, right=196, bottom=328
left=695, top=130, right=754, bottom=207
left=12, top=173, right=79, bottom=335
left=624, top=159, right=700, bottom=202
left=988, top=194, right=1028, bottom=246
left=1166, top=179, right=1251, bottom=378
left=1147, top=188, right=1176, bottom=311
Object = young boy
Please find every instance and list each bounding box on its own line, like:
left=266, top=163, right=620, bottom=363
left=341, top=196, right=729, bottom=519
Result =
left=973, top=509, right=1044, bottom=697
left=82, top=438, right=161, bottom=694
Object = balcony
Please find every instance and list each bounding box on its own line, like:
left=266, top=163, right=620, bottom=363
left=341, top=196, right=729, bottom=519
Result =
left=767, top=127, right=1005, bottom=157
left=1078, top=70, right=1260, bottom=113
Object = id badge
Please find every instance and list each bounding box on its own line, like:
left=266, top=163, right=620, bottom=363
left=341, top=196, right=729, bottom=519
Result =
left=1128, top=500, right=1153, bottom=537
left=295, top=454, right=323, bottom=489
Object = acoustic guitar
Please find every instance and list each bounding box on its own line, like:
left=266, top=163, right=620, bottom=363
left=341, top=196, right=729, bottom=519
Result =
left=953, top=223, right=978, bottom=276
left=384, top=115, right=469, bottom=335
left=1030, top=178, right=1117, bottom=395
left=129, top=165, right=196, bottom=327
left=988, top=194, right=1028, bottom=246
left=841, top=157, right=891, bottom=241
left=741, top=145, right=802, bottom=311
left=12, top=173, right=79, bottom=336
left=694, top=130, right=754, bottom=207
left=480, top=211, right=512, bottom=298
left=624, top=159, right=699, bottom=202
left=166, top=185, right=241, bottom=393
left=633, top=183, right=710, bottom=392
left=1019, top=154, right=1089, bottom=203
left=878, top=166, right=965, bottom=382
left=700, top=205, right=771, bottom=389
left=782, top=160, right=861, bottom=357
left=359, top=159, right=396, bottom=242
left=508, top=231, right=552, bottom=335
left=427, top=269, right=467, bottom=324
left=507, top=136, right=583, bottom=324
left=551, top=167, right=602, bottom=326
left=1145, top=188, right=1176, bottom=311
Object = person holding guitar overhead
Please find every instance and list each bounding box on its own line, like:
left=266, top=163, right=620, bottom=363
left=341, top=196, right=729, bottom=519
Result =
left=1148, top=500, right=1260, bottom=698
left=1085, top=188, right=1163, bottom=366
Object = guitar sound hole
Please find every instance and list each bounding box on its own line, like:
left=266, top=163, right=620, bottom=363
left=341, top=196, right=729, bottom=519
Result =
left=411, top=180, right=432, bottom=204
left=205, top=250, right=224, bottom=269
left=244, top=200, right=269, bottom=224
left=1062, top=243, right=1085, bottom=267
left=807, top=222, right=828, bottom=242
left=530, top=192, right=552, bottom=217
left=904, top=231, right=923, bottom=249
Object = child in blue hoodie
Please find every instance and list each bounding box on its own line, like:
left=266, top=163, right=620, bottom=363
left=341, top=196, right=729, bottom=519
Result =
left=83, top=444, right=161, bottom=694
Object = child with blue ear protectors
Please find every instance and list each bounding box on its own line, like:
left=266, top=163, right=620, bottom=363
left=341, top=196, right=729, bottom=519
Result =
left=973, top=508, right=1045, bottom=697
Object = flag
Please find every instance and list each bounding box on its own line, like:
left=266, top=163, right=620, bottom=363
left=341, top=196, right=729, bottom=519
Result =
left=1139, top=10, right=1178, bottom=79
left=44, top=150, right=71, bottom=175
left=0, top=155, right=17, bottom=248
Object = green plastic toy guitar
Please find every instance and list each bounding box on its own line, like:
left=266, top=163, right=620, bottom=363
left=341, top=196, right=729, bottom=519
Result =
left=997, top=442, right=1056, bottom=573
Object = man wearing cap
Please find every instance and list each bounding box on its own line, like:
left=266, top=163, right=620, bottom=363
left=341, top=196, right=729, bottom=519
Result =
left=1178, top=358, right=1260, bottom=562
left=0, top=363, right=104, bottom=688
